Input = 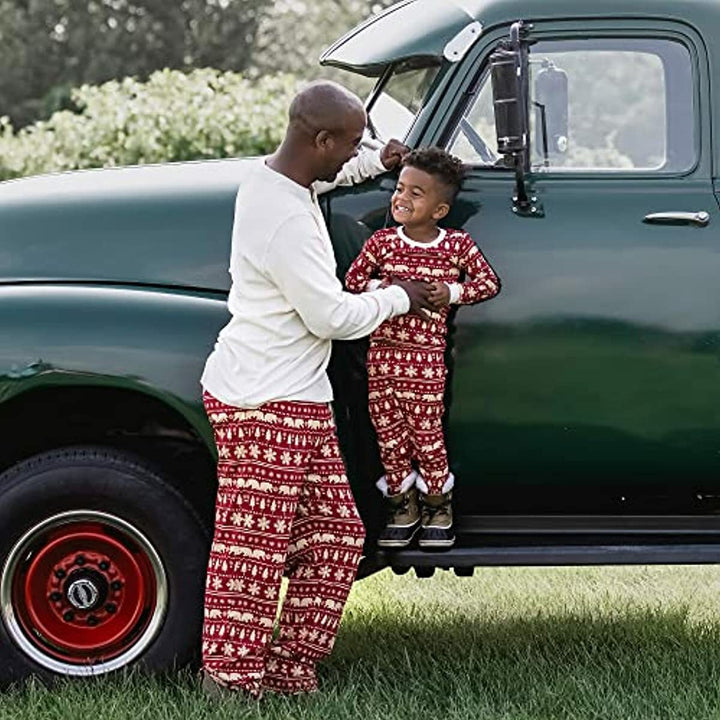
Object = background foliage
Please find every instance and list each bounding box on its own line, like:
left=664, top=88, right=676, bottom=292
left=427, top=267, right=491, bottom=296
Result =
left=0, top=0, right=272, bottom=128
left=0, top=0, right=393, bottom=180
left=0, top=0, right=392, bottom=129
left=0, top=69, right=299, bottom=180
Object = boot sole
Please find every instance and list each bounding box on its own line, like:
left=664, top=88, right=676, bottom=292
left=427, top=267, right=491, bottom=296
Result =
left=418, top=537, right=456, bottom=549
left=377, top=525, right=420, bottom=548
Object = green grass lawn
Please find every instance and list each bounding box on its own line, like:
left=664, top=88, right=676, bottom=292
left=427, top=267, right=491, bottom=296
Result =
left=4, top=565, right=720, bottom=719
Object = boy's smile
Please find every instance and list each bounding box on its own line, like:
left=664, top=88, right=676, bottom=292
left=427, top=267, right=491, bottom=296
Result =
left=391, top=165, right=449, bottom=239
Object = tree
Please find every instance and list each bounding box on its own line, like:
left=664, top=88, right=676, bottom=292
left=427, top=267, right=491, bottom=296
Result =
left=251, top=0, right=396, bottom=96
left=0, top=0, right=272, bottom=127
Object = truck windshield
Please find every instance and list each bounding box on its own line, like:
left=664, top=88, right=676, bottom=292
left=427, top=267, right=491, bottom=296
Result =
left=367, top=65, right=440, bottom=142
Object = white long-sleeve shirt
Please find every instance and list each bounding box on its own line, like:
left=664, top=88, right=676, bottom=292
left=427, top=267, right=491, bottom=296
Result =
left=201, top=149, right=410, bottom=408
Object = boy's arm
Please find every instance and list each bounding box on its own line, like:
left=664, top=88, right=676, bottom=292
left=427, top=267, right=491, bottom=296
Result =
left=446, top=233, right=501, bottom=305
left=345, top=233, right=383, bottom=293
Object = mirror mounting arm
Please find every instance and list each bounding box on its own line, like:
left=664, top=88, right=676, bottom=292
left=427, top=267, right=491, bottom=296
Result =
left=491, top=21, right=544, bottom=218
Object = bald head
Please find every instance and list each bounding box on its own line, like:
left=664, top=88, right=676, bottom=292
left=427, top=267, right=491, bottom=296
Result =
left=289, top=81, right=366, bottom=137
left=269, top=80, right=368, bottom=186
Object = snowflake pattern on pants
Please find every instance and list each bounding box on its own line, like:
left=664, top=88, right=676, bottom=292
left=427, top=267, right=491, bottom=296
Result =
left=367, top=345, right=448, bottom=494
left=202, top=392, right=365, bottom=696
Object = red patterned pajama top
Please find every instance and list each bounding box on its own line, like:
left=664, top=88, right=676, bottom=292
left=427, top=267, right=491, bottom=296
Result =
left=345, top=225, right=500, bottom=349
left=344, top=225, right=500, bottom=495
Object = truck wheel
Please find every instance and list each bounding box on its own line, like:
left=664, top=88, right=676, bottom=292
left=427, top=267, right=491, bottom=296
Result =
left=0, top=446, right=210, bottom=684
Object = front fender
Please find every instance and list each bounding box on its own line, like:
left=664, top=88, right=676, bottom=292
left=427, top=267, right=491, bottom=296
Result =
left=0, top=284, right=229, bottom=449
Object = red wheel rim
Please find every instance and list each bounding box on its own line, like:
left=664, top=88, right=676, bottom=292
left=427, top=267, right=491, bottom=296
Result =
left=3, top=512, right=167, bottom=672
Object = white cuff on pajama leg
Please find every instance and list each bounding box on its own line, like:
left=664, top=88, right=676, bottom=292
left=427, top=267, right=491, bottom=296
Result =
left=416, top=472, right=455, bottom=495
left=376, top=470, right=418, bottom=497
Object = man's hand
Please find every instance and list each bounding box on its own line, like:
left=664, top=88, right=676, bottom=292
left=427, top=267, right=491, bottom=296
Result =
left=380, top=138, right=411, bottom=170
left=391, top=278, right=435, bottom=318
left=428, top=282, right=451, bottom=310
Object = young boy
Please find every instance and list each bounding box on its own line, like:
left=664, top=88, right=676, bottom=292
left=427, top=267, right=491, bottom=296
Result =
left=345, top=147, right=500, bottom=549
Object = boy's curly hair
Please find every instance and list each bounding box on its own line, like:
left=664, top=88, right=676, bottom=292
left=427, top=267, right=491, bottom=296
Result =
left=402, top=146, right=465, bottom=202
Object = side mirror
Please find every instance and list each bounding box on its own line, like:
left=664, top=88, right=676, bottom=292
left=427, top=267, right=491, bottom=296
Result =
left=490, top=46, right=528, bottom=155
left=534, top=62, right=568, bottom=157
left=489, top=21, right=543, bottom=218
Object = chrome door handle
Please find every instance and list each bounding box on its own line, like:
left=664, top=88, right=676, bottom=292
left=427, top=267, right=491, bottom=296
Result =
left=643, top=211, right=710, bottom=226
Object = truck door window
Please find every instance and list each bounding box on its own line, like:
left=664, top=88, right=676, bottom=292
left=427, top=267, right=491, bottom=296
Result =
left=448, top=37, right=695, bottom=174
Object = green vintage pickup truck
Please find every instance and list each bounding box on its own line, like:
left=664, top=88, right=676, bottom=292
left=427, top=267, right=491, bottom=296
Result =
left=0, top=0, right=717, bottom=682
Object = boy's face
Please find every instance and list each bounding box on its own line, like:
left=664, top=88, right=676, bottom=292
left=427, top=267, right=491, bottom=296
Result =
left=391, top=165, right=450, bottom=229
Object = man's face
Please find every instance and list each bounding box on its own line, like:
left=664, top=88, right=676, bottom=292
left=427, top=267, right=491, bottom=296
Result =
left=316, top=111, right=366, bottom=182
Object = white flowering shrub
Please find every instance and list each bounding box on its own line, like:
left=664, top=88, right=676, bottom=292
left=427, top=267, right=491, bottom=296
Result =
left=0, top=69, right=300, bottom=180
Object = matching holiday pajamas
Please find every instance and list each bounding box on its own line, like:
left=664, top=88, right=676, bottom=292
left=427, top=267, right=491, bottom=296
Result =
left=345, top=226, right=500, bottom=496
left=202, top=392, right=365, bottom=696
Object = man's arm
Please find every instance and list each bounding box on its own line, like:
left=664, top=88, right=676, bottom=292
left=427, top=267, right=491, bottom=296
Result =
left=312, top=146, right=386, bottom=196
left=313, top=139, right=409, bottom=195
left=265, top=214, right=409, bottom=341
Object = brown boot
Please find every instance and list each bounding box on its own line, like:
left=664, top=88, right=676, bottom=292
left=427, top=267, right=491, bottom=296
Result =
left=377, top=487, right=420, bottom=548
left=418, top=492, right=455, bottom=549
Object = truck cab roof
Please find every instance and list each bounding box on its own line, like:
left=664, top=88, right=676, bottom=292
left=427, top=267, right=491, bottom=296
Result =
left=320, top=0, right=718, bottom=76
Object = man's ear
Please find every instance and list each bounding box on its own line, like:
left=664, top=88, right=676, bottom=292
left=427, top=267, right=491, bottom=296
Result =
left=433, top=203, right=450, bottom=220
left=315, top=130, right=334, bottom=149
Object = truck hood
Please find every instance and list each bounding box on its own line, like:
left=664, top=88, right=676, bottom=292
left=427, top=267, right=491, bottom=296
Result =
left=0, top=158, right=255, bottom=292
left=320, top=0, right=485, bottom=76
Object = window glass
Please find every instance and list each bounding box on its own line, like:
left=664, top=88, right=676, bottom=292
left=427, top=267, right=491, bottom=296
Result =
left=368, top=65, right=440, bottom=142
left=447, top=37, right=695, bottom=173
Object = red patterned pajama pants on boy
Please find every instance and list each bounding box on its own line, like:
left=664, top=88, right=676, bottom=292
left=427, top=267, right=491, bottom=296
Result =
left=202, top=392, right=365, bottom=697
left=366, top=343, right=450, bottom=495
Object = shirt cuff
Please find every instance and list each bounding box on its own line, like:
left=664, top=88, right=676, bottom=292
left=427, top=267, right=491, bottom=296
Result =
left=446, top=282, right=462, bottom=304
left=384, top=285, right=411, bottom=315
left=367, top=279, right=383, bottom=291
left=366, top=147, right=388, bottom=176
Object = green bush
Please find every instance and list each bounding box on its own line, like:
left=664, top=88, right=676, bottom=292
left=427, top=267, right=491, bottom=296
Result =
left=0, top=68, right=300, bottom=181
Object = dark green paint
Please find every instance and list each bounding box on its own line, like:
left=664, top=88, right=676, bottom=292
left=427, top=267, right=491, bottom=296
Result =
left=325, top=0, right=720, bottom=514
left=1, top=0, right=719, bottom=521
left=0, top=284, right=228, bottom=452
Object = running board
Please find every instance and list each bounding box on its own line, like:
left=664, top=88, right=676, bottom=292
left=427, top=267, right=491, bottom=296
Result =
left=457, top=515, right=720, bottom=535
left=359, top=542, right=720, bottom=577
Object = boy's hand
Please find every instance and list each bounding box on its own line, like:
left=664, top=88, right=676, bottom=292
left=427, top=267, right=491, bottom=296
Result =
left=428, top=282, right=451, bottom=309
left=380, top=139, right=410, bottom=169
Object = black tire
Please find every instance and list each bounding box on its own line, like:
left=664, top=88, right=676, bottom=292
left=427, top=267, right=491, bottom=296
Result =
left=0, top=446, right=210, bottom=685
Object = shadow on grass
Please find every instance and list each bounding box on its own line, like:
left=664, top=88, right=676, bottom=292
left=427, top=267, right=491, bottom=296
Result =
left=323, top=608, right=720, bottom=718
left=2, top=606, right=720, bottom=720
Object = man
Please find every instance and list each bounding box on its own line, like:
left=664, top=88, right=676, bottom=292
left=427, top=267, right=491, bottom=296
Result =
left=200, top=81, right=433, bottom=697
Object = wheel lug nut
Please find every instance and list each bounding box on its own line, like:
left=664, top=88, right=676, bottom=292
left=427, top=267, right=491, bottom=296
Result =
left=99, top=561, right=110, bottom=571
left=49, top=592, right=62, bottom=602
left=74, top=555, right=86, bottom=566
left=54, top=569, right=66, bottom=579
left=87, top=615, right=98, bottom=626
left=111, top=580, right=123, bottom=591
left=63, top=610, right=74, bottom=622
left=105, top=603, right=116, bottom=614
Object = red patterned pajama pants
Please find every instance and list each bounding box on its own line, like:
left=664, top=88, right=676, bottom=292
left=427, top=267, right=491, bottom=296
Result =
left=202, top=392, right=365, bottom=697
left=367, top=343, right=450, bottom=495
